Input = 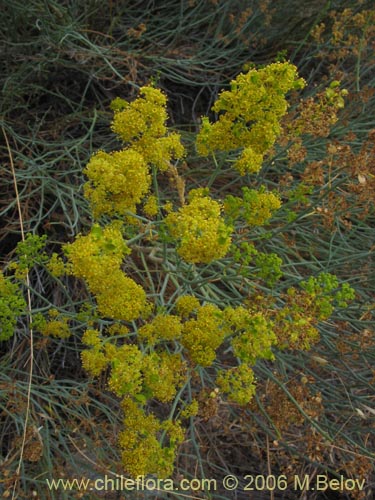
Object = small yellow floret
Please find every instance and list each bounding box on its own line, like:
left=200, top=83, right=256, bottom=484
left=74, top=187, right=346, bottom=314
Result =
left=180, top=399, right=199, bottom=418
left=233, top=147, right=264, bottom=175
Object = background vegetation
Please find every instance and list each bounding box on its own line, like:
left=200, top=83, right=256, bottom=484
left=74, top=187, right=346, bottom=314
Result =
left=1, top=1, right=374, bottom=498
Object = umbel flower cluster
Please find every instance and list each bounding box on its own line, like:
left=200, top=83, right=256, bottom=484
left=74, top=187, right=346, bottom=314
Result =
left=196, top=62, right=305, bottom=174
left=165, top=188, right=232, bottom=263
left=84, top=86, right=184, bottom=218
left=64, top=223, right=148, bottom=322
left=1, top=62, right=354, bottom=478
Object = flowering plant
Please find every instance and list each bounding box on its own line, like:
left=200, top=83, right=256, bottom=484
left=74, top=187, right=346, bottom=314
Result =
left=2, top=61, right=354, bottom=478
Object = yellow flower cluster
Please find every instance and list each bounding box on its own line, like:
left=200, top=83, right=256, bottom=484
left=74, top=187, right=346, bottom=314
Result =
left=83, top=86, right=184, bottom=219
left=225, top=187, right=281, bottom=226
left=108, top=344, right=144, bottom=396
left=39, top=318, right=71, bottom=339
left=216, top=364, right=256, bottom=405
left=138, top=314, right=182, bottom=345
left=81, top=328, right=102, bottom=347
left=165, top=188, right=233, bottom=264
left=119, top=398, right=184, bottom=478
left=132, top=134, right=185, bottom=172
left=175, top=295, right=200, bottom=317
left=34, top=309, right=71, bottom=339
left=10, top=234, right=48, bottom=280
left=172, top=299, right=281, bottom=371
left=94, top=275, right=147, bottom=322
left=142, top=352, right=186, bottom=403
left=0, top=270, right=26, bottom=341
left=243, top=189, right=281, bottom=226
left=64, top=224, right=146, bottom=321
left=46, top=252, right=66, bottom=277
left=81, top=326, right=186, bottom=403
left=111, top=86, right=185, bottom=171
left=81, top=346, right=108, bottom=377
left=233, top=147, right=265, bottom=176
left=107, top=323, right=130, bottom=337
left=111, top=87, right=168, bottom=140
left=84, top=149, right=150, bottom=218
left=143, top=194, right=159, bottom=217
left=80, top=329, right=109, bottom=376
left=196, top=62, right=305, bottom=175
left=223, top=307, right=276, bottom=364
left=181, top=303, right=227, bottom=366
left=180, top=399, right=199, bottom=419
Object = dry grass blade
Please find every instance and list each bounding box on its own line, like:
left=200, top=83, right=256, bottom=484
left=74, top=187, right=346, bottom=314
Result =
left=2, top=126, right=34, bottom=500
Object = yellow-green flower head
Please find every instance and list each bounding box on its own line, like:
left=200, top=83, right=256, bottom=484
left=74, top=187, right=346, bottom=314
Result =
left=143, top=194, right=159, bottom=217
left=95, top=272, right=147, bottom=321
left=180, top=399, right=199, bottom=419
left=216, top=364, right=256, bottom=405
left=119, top=399, right=162, bottom=476
left=107, top=323, right=130, bottom=337
left=39, top=318, right=71, bottom=339
left=81, top=348, right=108, bottom=377
left=110, top=97, right=128, bottom=112
left=223, top=305, right=251, bottom=329
left=47, top=253, right=66, bottom=277
left=82, top=328, right=102, bottom=347
left=142, top=352, right=186, bottom=402
left=119, top=398, right=183, bottom=478
left=133, top=133, right=185, bottom=172
left=196, top=62, right=305, bottom=173
left=83, top=148, right=151, bottom=218
left=161, top=419, right=185, bottom=445
left=243, top=190, right=281, bottom=226
left=138, top=314, right=182, bottom=345
left=165, top=189, right=232, bottom=264
left=111, top=86, right=168, bottom=142
left=64, top=223, right=129, bottom=279
left=64, top=224, right=146, bottom=321
left=228, top=311, right=277, bottom=364
left=110, top=86, right=185, bottom=171
left=197, top=115, right=236, bottom=156
left=233, top=147, right=264, bottom=175
left=225, top=187, right=281, bottom=226
left=175, top=295, right=200, bottom=317
left=246, top=120, right=281, bottom=152
left=108, top=344, right=143, bottom=396
left=181, top=304, right=226, bottom=366
left=0, top=271, right=26, bottom=341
